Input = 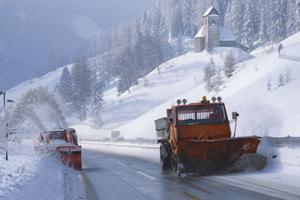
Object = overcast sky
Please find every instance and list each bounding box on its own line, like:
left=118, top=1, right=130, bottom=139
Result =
left=67, top=0, right=156, bottom=29
left=0, top=0, right=157, bottom=89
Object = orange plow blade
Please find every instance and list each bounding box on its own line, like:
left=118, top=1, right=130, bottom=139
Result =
left=178, top=136, right=261, bottom=174
left=56, top=146, right=82, bottom=170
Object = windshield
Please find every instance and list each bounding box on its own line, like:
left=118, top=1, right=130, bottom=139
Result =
left=48, top=131, right=65, bottom=140
left=176, top=105, right=227, bottom=125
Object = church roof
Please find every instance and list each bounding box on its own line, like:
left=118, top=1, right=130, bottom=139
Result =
left=194, top=26, right=205, bottom=38
left=194, top=26, right=236, bottom=41
left=203, top=6, right=220, bottom=17
left=220, top=27, right=236, bottom=41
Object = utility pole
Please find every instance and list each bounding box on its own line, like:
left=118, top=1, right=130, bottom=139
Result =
left=0, top=91, right=14, bottom=161
left=5, top=123, right=8, bottom=161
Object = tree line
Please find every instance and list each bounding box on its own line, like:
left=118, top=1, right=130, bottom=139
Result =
left=59, top=58, right=104, bottom=127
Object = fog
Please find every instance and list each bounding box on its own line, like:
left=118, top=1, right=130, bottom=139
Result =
left=0, top=0, right=155, bottom=90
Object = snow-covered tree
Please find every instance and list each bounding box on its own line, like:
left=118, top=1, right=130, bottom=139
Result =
left=211, top=69, right=223, bottom=92
left=203, top=58, right=217, bottom=91
left=278, top=73, right=285, bottom=87
left=117, top=48, right=138, bottom=94
left=267, top=79, right=272, bottom=91
left=91, top=76, right=104, bottom=128
left=242, top=1, right=260, bottom=48
left=223, top=52, right=236, bottom=78
left=170, top=0, right=184, bottom=38
left=71, top=58, right=92, bottom=120
left=59, top=67, right=73, bottom=103
left=285, top=69, right=292, bottom=84
left=271, top=0, right=288, bottom=41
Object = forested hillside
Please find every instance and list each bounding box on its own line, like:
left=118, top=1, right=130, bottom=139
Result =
left=80, top=0, right=300, bottom=97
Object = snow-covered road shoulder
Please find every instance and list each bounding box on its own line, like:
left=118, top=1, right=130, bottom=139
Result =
left=0, top=140, right=86, bottom=200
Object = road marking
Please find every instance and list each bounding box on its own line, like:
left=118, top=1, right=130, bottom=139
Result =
left=182, top=191, right=201, bottom=200
left=117, top=162, right=127, bottom=167
left=137, top=171, right=156, bottom=180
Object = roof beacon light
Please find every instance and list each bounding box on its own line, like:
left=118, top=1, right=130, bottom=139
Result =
left=182, top=99, right=187, bottom=105
left=201, top=96, right=210, bottom=104
left=217, top=97, right=222, bottom=102
left=177, top=99, right=182, bottom=105
left=212, top=97, right=217, bottom=103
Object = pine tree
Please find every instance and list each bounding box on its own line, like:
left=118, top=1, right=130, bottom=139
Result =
left=91, top=77, right=104, bottom=128
left=285, top=69, right=292, bottom=84
left=117, top=48, right=138, bottom=94
left=170, top=0, right=184, bottom=38
left=271, top=0, right=288, bottom=41
left=59, top=67, right=73, bottom=103
left=242, top=1, right=260, bottom=48
left=267, top=79, right=272, bottom=91
left=297, top=0, right=300, bottom=31
left=223, top=52, right=236, bottom=78
left=203, top=58, right=217, bottom=92
left=71, top=57, right=92, bottom=120
left=211, top=69, right=223, bottom=92
left=278, top=73, right=285, bottom=87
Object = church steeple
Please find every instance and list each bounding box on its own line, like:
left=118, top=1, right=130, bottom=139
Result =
left=203, top=6, right=220, bottom=17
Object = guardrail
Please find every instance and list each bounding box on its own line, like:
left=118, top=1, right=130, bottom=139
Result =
left=265, top=136, right=300, bottom=148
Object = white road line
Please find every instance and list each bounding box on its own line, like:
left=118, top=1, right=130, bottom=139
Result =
left=117, top=162, right=127, bottom=167
left=137, top=171, right=156, bottom=180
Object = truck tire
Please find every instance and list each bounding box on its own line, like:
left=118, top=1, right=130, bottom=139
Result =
left=160, top=143, right=171, bottom=171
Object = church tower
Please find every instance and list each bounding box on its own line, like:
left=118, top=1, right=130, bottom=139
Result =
left=203, top=7, right=220, bottom=51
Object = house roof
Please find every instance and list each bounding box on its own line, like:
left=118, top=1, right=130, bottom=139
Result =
left=194, top=26, right=205, bottom=38
left=203, top=6, right=220, bottom=17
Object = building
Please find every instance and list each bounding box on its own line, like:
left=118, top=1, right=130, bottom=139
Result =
left=195, top=7, right=247, bottom=52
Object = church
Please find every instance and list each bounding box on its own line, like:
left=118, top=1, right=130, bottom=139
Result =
left=194, top=7, right=247, bottom=52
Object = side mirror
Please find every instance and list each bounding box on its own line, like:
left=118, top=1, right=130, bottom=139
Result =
left=232, top=112, right=239, bottom=120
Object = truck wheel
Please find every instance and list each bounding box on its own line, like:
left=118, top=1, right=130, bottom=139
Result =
left=160, top=144, right=171, bottom=171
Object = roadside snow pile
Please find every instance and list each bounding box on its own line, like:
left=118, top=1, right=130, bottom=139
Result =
left=6, top=156, right=86, bottom=200
left=0, top=140, right=39, bottom=198
left=0, top=155, right=39, bottom=198
left=0, top=139, right=86, bottom=200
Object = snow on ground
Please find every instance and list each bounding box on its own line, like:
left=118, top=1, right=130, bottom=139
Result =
left=74, top=47, right=251, bottom=140
left=105, top=33, right=300, bottom=140
left=0, top=139, right=86, bottom=200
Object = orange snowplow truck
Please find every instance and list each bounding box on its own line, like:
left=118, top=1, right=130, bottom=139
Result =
left=155, top=96, right=261, bottom=176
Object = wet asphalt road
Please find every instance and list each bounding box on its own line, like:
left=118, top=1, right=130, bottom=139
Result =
left=80, top=149, right=299, bottom=200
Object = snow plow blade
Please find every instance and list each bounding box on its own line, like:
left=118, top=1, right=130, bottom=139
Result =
left=56, top=146, right=82, bottom=170
left=177, top=136, right=261, bottom=174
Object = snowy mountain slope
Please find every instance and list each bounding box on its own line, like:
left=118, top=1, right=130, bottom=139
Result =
left=101, top=47, right=250, bottom=128
left=4, top=33, right=300, bottom=141
left=107, top=32, right=300, bottom=140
